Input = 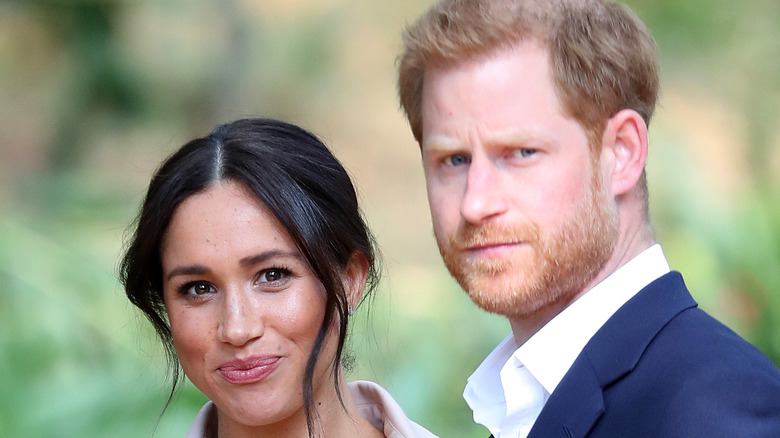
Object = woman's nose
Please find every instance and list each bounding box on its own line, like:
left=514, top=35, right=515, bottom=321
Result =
left=216, top=288, right=264, bottom=346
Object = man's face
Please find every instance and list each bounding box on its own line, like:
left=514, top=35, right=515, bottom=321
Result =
left=420, top=43, right=619, bottom=318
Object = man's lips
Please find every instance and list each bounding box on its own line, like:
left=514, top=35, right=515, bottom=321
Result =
left=465, top=241, right=524, bottom=254
left=218, top=355, right=281, bottom=385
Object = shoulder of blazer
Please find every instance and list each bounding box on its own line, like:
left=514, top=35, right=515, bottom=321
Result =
left=528, top=271, right=696, bottom=437
left=583, top=271, right=696, bottom=382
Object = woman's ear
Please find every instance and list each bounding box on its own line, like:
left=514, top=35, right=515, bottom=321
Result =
left=342, top=251, right=369, bottom=311
left=601, top=109, right=649, bottom=196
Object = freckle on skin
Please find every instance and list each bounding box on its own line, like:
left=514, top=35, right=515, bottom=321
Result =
left=277, top=344, right=282, bottom=351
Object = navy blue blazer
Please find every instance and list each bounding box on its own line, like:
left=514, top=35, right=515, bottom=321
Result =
left=493, top=272, right=780, bottom=437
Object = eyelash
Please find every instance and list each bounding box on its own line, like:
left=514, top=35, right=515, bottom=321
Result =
left=439, top=148, right=537, bottom=168
left=514, top=148, right=537, bottom=158
left=178, top=281, right=216, bottom=298
left=175, top=266, right=294, bottom=299
left=442, top=154, right=470, bottom=167
left=256, top=266, right=292, bottom=285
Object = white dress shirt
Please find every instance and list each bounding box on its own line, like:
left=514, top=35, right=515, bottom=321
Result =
left=463, top=244, right=671, bottom=438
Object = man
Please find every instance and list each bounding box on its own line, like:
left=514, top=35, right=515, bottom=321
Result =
left=396, top=0, right=780, bottom=437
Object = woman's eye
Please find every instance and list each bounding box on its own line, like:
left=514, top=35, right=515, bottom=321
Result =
left=259, top=268, right=290, bottom=283
left=180, top=282, right=215, bottom=296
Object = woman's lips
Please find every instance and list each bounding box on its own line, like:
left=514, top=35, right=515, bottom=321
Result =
left=218, top=355, right=281, bottom=385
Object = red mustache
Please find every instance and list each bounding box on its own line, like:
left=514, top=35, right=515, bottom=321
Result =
left=450, top=222, right=540, bottom=251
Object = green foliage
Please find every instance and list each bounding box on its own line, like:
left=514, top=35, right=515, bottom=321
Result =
left=0, top=183, right=179, bottom=436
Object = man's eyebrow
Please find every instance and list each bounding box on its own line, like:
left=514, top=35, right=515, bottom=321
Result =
left=422, top=135, right=462, bottom=152
left=485, top=128, right=555, bottom=147
left=422, top=129, right=555, bottom=152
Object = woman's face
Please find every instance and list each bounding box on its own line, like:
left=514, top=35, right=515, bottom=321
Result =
left=160, top=180, right=338, bottom=429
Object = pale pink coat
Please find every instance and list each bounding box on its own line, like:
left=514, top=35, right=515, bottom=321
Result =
left=185, top=380, right=438, bottom=438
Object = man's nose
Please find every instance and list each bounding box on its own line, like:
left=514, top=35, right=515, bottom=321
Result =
left=460, top=156, right=508, bottom=224
left=216, top=287, right=264, bottom=347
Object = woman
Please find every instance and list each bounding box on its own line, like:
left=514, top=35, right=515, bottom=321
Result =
left=120, top=118, right=436, bottom=437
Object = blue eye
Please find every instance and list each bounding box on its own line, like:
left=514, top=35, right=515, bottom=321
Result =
left=516, top=148, right=537, bottom=158
left=445, top=154, right=470, bottom=167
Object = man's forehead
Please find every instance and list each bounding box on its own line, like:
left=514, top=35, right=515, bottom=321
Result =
left=421, top=42, right=553, bottom=103
left=424, top=39, right=548, bottom=77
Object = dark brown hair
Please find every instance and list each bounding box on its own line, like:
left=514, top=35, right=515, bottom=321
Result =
left=120, top=118, right=379, bottom=437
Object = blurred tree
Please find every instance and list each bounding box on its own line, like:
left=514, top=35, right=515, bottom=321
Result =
left=30, top=0, right=144, bottom=169
left=629, top=0, right=780, bottom=365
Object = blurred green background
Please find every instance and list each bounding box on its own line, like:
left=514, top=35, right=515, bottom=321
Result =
left=1, top=0, right=778, bottom=436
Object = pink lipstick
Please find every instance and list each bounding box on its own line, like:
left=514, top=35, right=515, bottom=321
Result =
left=218, top=355, right=281, bottom=385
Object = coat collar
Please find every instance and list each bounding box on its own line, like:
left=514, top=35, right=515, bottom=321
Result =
left=528, top=272, right=697, bottom=438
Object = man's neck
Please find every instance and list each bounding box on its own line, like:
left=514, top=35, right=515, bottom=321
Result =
left=509, top=230, right=655, bottom=347
left=509, top=298, right=575, bottom=347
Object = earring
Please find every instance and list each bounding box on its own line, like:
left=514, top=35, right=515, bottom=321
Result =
left=349, top=306, right=354, bottom=316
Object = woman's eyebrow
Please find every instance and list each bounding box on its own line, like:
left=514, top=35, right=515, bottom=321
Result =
left=165, top=250, right=305, bottom=281
left=239, top=250, right=303, bottom=268
left=166, top=265, right=210, bottom=282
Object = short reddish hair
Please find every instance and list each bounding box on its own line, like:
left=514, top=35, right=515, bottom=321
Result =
left=397, top=0, right=659, bottom=207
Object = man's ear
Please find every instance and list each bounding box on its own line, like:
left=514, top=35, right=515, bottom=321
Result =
left=342, top=251, right=369, bottom=311
left=601, top=109, right=648, bottom=196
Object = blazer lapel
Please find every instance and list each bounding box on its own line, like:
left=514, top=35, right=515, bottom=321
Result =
left=528, top=357, right=604, bottom=437
left=528, top=272, right=697, bottom=438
